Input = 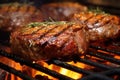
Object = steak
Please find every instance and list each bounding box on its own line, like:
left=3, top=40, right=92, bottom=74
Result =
left=0, top=3, right=43, bottom=32
left=40, top=2, right=87, bottom=21
left=10, top=21, right=89, bottom=61
left=72, top=11, right=120, bottom=41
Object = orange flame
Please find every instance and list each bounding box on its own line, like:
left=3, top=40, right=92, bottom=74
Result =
left=0, top=56, right=86, bottom=80
left=0, top=45, right=85, bottom=80
left=32, top=61, right=85, bottom=80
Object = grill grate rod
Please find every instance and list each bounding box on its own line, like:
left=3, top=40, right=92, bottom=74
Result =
left=47, top=59, right=92, bottom=75
left=90, top=45, right=120, bottom=55
left=76, top=57, right=112, bottom=70
left=80, top=74, right=114, bottom=80
left=88, top=52, right=120, bottom=65
left=47, top=59, right=114, bottom=80
left=0, top=50, right=73, bottom=80
left=0, top=62, right=37, bottom=80
left=101, top=67, right=120, bottom=75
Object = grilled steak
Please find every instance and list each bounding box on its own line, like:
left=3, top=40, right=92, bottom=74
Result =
left=10, top=21, right=89, bottom=61
left=0, top=3, right=43, bottom=32
left=40, top=2, right=87, bottom=21
left=72, top=12, right=120, bottom=41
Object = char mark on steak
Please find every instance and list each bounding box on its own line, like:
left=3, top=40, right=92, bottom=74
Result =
left=10, top=21, right=89, bottom=61
left=72, top=11, right=120, bottom=41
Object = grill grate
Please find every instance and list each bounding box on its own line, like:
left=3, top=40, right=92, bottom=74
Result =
left=0, top=62, right=36, bottom=80
left=0, top=50, right=73, bottom=80
left=0, top=45, right=120, bottom=80
left=0, top=40, right=120, bottom=80
left=90, top=45, right=120, bottom=55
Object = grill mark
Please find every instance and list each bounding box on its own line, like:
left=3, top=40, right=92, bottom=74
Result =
left=31, top=26, right=45, bottom=35
left=27, top=6, right=36, bottom=15
left=41, top=25, right=72, bottom=47
left=24, top=5, right=31, bottom=14
left=4, top=4, right=12, bottom=13
left=92, top=15, right=106, bottom=26
left=32, top=8, right=37, bottom=15
left=15, top=5, right=31, bottom=14
left=86, top=14, right=106, bottom=28
left=16, top=5, right=21, bottom=12
left=22, top=23, right=59, bottom=36
left=85, top=14, right=98, bottom=24
left=77, top=13, right=94, bottom=24
left=34, top=25, right=59, bottom=41
left=25, top=6, right=30, bottom=13
left=8, top=5, right=17, bottom=12
left=6, top=4, right=16, bottom=12
left=18, top=5, right=27, bottom=13
left=0, top=5, right=8, bottom=13
left=54, top=25, right=72, bottom=37
left=21, top=26, right=45, bottom=35
left=97, top=16, right=113, bottom=27
left=11, top=6, right=19, bottom=12
left=84, top=16, right=94, bottom=23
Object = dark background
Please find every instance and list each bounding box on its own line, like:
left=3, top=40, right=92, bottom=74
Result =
left=0, top=0, right=120, bottom=15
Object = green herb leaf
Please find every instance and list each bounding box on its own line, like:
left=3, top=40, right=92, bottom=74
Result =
left=27, top=21, right=75, bottom=28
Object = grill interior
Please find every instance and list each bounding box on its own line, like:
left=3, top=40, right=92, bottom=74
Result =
left=0, top=38, right=120, bottom=80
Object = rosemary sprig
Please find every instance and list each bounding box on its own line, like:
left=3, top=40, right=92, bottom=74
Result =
left=27, top=21, right=75, bottom=28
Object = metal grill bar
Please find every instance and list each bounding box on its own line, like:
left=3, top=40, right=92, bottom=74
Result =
left=76, top=57, right=112, bottom=70
left=0, top=44, right=120, bottom=80
left=88, top=52, right=120, bottom=65
left=47, top=59, right=92, bottom=75
left=102, top=68, right=120, bottom=75
left=0, top=50, right=73, bottom=80
left=48, top=59, right=113, bottom=80
left=80, top=74, right=114, bottom=80
left=90, top=45, right=120, bottom=55
left=0, top=62, right=36, bottom=80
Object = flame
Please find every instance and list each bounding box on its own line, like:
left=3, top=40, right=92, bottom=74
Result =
left=32, top=61, right=85, bottom=80
left=59, top=61, right=84, bottom=79
left=0, top=55, right=85, bottom=80
left=0, top=56, right=22, bottom=80
left=0, top=44, right=85, bottom=80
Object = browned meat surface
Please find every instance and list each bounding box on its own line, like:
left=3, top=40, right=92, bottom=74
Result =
left=72, top=12, right=120, bottom=41
left=0, top=3, right=43, bottom=32
left=10, top=21, right=89, bottom=61
left=40, top=2, right=87, bottom=21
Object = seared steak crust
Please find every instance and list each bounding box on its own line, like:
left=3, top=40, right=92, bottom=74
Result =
left=72, top=12, right=120, bottom=41
left=0, top=3, right=43, bottom=32
left=10, top=21, right=88, bottom=61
